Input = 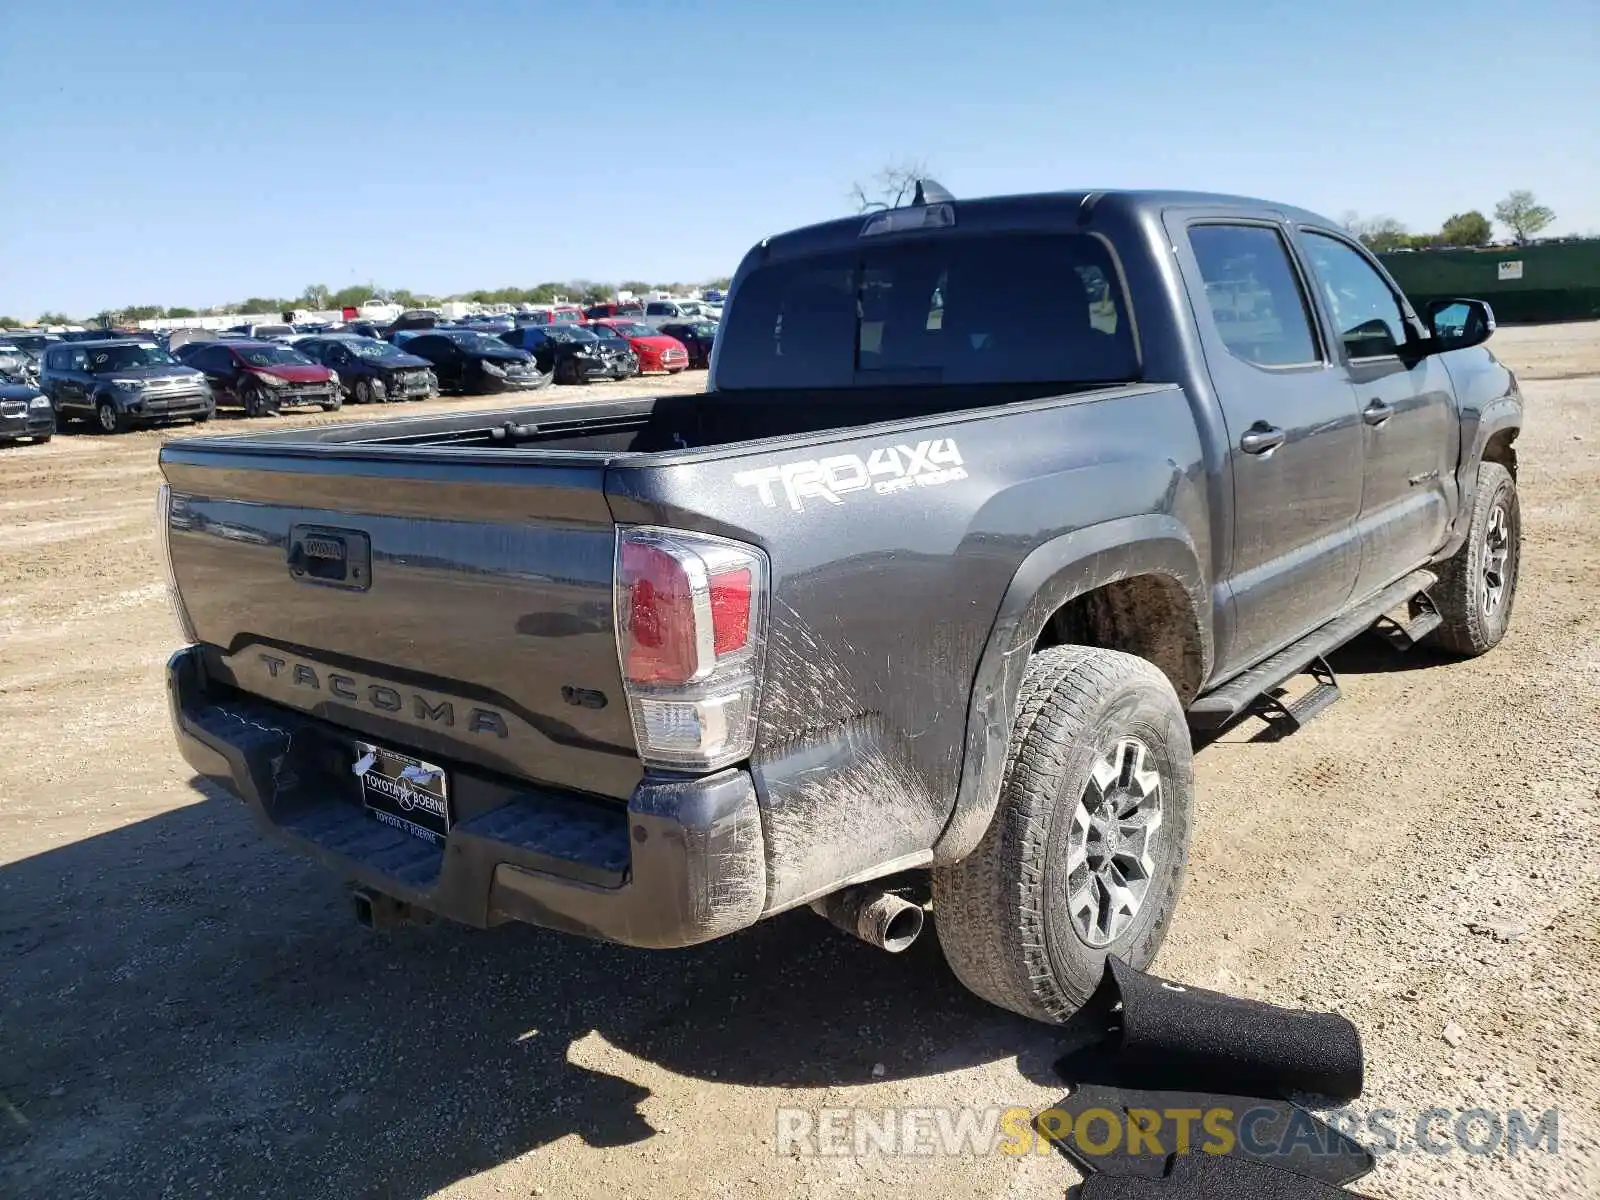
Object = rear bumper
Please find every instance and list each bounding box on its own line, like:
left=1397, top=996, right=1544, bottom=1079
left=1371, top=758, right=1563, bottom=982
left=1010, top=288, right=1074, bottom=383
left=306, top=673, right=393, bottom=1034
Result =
left=166, top=646, right=766, bottom=948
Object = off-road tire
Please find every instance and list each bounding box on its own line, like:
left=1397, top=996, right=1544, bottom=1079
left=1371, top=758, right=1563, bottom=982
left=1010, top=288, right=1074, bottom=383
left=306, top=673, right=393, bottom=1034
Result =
left=1429, top=460, right=1520, bottom=656
left=933, top=645, right=1194, bottom=1024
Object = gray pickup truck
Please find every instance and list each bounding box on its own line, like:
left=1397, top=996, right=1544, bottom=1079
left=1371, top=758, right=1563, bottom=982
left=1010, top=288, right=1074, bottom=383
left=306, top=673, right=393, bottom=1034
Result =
left=158, top=186, right=1522, bottom=1023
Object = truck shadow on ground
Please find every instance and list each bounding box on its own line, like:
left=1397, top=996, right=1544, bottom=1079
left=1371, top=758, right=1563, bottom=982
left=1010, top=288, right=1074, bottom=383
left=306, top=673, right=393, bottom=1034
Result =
left=0, top=780, right=1061, bottom=1199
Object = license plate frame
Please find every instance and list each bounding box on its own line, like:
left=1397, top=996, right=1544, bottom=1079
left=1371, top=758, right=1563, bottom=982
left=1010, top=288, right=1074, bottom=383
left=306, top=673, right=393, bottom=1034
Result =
left=353, top=742, right=451, bottom=845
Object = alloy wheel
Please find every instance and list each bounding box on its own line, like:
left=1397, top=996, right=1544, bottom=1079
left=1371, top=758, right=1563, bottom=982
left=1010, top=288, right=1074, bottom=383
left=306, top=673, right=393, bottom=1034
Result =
left=1065, top=736, right=1164, bottom=947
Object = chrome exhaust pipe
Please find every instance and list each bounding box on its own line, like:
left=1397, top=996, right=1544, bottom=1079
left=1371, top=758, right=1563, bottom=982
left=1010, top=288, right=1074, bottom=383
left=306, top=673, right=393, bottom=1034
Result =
left=811, top=886, right=925, bottom=953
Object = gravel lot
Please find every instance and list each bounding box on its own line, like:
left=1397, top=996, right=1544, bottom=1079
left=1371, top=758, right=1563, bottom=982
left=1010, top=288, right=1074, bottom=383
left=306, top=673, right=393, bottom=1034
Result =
left=2, top=331, right=1596, bottom=1200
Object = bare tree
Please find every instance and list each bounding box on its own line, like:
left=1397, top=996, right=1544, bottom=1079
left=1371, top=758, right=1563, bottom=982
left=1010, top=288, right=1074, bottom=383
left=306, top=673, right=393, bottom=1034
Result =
left=848, top=160, right=932, bottom=213
left=1494, top=190, right=1556, bottom=246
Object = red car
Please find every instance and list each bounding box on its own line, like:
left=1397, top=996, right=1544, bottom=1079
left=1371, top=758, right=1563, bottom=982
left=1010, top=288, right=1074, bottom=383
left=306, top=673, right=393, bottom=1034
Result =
left=589, top=319, right=689, bottom=374
left=176, top=339, right=342, bottom=416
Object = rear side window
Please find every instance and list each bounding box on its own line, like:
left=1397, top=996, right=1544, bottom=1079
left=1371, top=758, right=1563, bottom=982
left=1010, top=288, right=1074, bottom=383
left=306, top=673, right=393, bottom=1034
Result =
left=1188, top=225, right=1320, bottom=368
left=716, top=233, right=1139, bottom=390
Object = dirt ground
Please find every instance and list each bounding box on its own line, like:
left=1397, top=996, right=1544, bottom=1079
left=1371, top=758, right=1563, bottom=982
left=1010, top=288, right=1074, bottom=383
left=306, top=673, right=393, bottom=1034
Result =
left=2, top=332, right=1596, bottom=1200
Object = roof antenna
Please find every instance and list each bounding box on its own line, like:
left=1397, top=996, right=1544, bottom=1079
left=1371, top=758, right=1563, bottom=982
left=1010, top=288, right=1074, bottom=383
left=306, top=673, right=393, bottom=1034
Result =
left=912, top=178, right=955, bottom=206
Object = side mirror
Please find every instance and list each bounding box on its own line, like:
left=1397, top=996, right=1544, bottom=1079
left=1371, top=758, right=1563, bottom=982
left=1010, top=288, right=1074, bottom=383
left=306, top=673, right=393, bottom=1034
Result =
left=1423, top=298, right=1495, bottom=353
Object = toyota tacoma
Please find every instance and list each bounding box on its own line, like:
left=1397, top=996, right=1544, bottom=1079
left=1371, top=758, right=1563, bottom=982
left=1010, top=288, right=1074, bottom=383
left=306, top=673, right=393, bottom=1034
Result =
left=158, top=186, right=1522, bottom=1022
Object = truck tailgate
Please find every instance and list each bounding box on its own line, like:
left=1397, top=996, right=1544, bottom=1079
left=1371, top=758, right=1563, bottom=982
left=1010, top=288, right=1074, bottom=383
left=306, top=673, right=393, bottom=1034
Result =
left=159, top=445, right=642, bottom=801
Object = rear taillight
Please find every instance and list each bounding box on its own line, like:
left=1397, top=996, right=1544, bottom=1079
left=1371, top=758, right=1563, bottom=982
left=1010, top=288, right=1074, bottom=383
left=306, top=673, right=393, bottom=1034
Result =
left=615, top=527, right=768, bottom=771
left=156, top=484, right=199, bottom=643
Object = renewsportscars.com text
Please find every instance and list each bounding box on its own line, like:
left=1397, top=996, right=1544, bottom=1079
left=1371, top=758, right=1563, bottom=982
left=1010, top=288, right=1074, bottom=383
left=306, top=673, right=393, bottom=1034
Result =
left=774, top=1104, right=1561, bottom=1160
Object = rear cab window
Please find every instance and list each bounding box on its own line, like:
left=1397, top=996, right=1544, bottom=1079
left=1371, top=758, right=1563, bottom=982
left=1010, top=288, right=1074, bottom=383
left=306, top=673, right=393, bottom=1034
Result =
left=1187, top=224, right=1321, bottom=368
left=715, top=233, right=1140, bottom=389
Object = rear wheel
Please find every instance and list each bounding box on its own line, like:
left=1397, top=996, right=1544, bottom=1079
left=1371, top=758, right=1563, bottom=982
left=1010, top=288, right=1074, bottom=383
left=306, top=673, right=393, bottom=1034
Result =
left=1429, top=460, right=1520, bottom=656
left=353, top=378, right=375, bottom=405
left=933, top=645, right=1193, bottom=1024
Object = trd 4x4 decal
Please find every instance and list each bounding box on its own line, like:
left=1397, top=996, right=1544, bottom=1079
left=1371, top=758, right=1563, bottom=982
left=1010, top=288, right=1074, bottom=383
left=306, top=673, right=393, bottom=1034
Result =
left=734, top=438, right=967, bottom=512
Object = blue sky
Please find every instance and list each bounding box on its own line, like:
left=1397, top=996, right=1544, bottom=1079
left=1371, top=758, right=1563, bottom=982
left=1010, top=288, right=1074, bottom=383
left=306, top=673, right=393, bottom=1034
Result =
left=2, top=0, right=1595, bottom=318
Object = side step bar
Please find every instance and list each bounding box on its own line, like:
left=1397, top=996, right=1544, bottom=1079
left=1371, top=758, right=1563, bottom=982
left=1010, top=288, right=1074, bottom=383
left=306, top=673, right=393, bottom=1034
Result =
left=1250, top=655, right=1341, bottom=735
left=1188, top=569, right=1437, bottom=729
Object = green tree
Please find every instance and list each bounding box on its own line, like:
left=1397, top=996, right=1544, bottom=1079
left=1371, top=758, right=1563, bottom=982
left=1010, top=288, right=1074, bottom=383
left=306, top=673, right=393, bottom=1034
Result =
left=120, top=304, right=168, bottom=322
left=0, top=316, right=17, bottom=326
left=331, top=285, right=375, bottom=308
left=299, top=283, right=332, bottom=308
left=619, top=280, right=651, bottom=295
left=1494, top=190, right=1555, bottom=245
left=705, top=277, right=732, bottom=291
left=168, top=307, right=198, bottom=319
left=1439, top=211, right=1492, bottom=247
left=37, top=311, right=72, bottom=325
left=568, top=280, right=611, bottom=304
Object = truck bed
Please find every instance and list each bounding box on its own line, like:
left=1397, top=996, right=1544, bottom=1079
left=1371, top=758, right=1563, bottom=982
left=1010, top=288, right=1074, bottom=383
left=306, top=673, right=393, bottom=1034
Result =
left=192, top=382, right=1096, bottom=459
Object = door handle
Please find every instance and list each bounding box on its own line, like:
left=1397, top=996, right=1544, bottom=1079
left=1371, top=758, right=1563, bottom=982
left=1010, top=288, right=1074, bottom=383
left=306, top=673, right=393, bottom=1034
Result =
left=1363, top=398, right=1394, bottom=426
left=1239, top=424, right=1286, bottom=455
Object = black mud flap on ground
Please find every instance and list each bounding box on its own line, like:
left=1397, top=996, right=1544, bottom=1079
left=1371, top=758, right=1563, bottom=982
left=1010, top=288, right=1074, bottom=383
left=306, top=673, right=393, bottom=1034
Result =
left=1076, top=1152, right=1376, bottom=1199
left=1090, top=957, right=1364, bottom=1101
left=1049, top=958, right=1374, bottom=1191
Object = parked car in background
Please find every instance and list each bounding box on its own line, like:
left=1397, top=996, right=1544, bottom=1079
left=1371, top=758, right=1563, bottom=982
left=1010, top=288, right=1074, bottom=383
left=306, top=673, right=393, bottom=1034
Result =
left=461, top=313, right=515, bottom=333
left=59, top=328, right=131, bottom=343
left=0, top=342, right=39, bottom=386
left=295, top=335, right=439, bottom=403
left=333, top=320, right=385, bottom=340
left=588, top=319, right=688, bottom=373
left=39, top=339, right=214, bottom=432
left=383, top=310, right=441, bottom=340
left=583, top=300, right=645, bottom=322
left=641, top=298, right=703, bottom=328
left=499, top=324, right=634, bottom=384
left=2, top=331, right=61, bottom=363
left=0, top=365, right=54, bottom=445
left=223, top=322, right=296, bottom=339
left=583, top=323, right=641, bottom=379
left=402, top=329, right=546, bottom=394
left=176, top=340, right=341, bottom=417
left=516, top=304, right=586, bottom=326
left=656, top=320, right=717, bottom=368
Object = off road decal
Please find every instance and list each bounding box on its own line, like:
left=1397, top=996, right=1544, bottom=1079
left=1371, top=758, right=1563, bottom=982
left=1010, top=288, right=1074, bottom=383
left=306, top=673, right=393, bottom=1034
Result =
left=734, top=438, right=967, bottom=512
